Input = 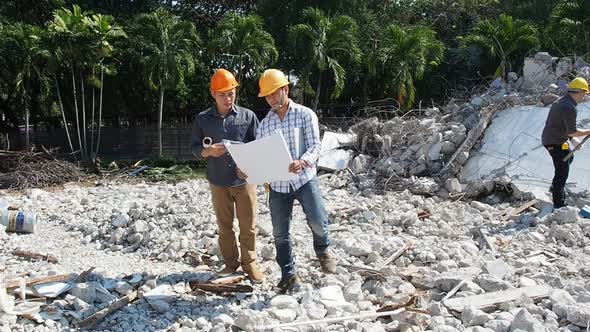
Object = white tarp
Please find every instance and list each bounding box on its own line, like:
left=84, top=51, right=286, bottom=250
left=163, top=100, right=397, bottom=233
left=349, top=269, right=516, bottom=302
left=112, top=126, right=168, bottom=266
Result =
left=460, top=101, right=590, bottom=201
left=224, top=131, right=297, bottom=185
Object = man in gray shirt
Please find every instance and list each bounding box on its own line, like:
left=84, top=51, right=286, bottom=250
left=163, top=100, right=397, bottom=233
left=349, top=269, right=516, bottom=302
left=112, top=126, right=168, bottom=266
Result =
left=191, top=69, right=263, bottom=283
left=541, top=77, right=590, bottom=208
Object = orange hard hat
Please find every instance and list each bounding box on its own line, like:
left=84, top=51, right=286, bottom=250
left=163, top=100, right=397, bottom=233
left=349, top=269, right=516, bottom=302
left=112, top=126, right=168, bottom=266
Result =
left=258, top=69, right=289, bottom=97
left=210, top=69, right=239, bottom=92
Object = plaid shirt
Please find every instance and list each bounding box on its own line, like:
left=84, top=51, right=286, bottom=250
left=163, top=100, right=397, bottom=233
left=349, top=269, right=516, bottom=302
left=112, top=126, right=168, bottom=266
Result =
left=256, top=99, right=321, bottom=193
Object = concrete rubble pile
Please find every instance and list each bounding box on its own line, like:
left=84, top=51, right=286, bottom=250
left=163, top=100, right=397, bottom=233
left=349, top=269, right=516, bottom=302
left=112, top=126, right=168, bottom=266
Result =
left=1, top=175, right=590, bottom=331
left=321, top=52, right=590, bottom=201
left=1, top=51, right=590, bottom=331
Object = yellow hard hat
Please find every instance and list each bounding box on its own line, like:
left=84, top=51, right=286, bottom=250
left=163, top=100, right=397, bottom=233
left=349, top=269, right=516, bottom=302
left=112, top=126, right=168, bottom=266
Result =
left=568, top=77, right=589, bottom=93
left=210, top=68, right=239, bottom=92
left=258, top=69, right=289, bottom=97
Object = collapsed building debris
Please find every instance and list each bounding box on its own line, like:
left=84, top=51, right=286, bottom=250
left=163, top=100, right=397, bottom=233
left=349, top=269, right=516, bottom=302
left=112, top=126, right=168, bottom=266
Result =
left=1, top=52, right=590, bottom=332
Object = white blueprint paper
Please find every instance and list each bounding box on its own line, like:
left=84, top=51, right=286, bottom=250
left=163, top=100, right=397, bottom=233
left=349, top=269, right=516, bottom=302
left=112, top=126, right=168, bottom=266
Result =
left=224, top=131, right=297, bottom=185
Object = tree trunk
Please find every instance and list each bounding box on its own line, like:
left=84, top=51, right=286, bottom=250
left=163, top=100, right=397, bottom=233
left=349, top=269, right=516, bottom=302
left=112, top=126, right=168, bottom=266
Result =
left=95, top=67, right=104, bottom=157
left=23, top=95, right=30, bottom=146
left=312, top=71, right=323, bottom=113
left=80, top=71, right=87, bottom=158
left=71, top=65, right=83, bottom=158
left=158, top=81, right=165, bottom=158
left=91, top=68, right=96, bottom=159
left=55, top=76, right=75, bottom=156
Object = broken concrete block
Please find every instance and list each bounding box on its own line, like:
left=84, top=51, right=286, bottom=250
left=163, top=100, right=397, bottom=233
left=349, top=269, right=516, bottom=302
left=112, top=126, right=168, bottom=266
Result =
left=69, top=283, right=96, bottom=304
left=541, top=94, right=558, bottom=106
left=509, top=308, right=543, bottom=331
left=522, top=57, right=557, bottom=90
left=112, top=213, right=130, bottom=227
left=318, top=149, right=353, bottom=171
left=270, top=295, right=299, bottom=310
left=148, top=299, right=170, bottom=313
left=445, top=178, right=462, bottom=194
left=114, top=281, right=133, bottom=295
left=484, top=260, right=514, bottom=279
left=462, top=305, right=491, bottom=326
left=534, top=52, right=553, bottom=62
left=475, top=274, right=513, bottom=292
left=350, top=154, right=369, bottom=174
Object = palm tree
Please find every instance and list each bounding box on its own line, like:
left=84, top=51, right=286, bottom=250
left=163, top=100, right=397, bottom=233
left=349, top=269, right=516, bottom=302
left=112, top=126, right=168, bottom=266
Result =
left=87, top=13, right=126, bottom=158
left=460, top=14, right=539, bottom=78
left=289, top=7, right=361, bottom=112
left=378, top=25, right=444, bottom=109
left=48, top=5, right=91, bottom=158
left=547, top=0, right=590, bottom=55
left=209, top=13, right=278, bottom=87
left=133, top=8, right=200, bottom=156
left=5, top=23, right=50, bottom=146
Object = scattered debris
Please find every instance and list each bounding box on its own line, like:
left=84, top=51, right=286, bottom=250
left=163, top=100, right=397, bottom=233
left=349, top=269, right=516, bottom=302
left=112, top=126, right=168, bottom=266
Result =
left=443, top=285, right=553, bottom=312
left=12, top=249, right=58, bottom=264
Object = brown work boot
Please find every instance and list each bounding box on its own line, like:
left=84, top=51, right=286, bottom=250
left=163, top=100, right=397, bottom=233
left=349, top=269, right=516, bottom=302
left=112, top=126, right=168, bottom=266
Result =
left=317, top=250, right=337, bottom=274
left=276, top=274, right=300, bottom=294
left=242, top=263, right=265, bottom=284
left=217, top=265, right=239, bottom=277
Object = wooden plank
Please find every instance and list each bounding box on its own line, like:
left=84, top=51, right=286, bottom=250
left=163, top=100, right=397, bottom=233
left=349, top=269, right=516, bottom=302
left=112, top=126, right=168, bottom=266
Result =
left=443, top=285, right=552, bottom=312
left=77, top=291, right=138, bottom=329
left=189, top=281, right=253, bottom=294
left=4, top=274, right=75, bottom=290
left=502, top=199, right=538, bottom=221
left=12, top=249, right=58, bottom=264
left=378, top=243, right=411, bottom=270
left=210, top=275, right=245, bottom=285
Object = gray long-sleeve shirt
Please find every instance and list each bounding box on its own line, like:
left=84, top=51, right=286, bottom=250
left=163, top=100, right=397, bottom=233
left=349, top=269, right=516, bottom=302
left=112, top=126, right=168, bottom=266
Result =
left=191, top=105, right=259, bottom=187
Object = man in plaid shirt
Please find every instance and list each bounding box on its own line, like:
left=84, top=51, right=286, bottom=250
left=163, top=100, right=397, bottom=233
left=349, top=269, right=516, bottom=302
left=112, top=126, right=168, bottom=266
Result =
left=255, top=69, right=336, bottom=293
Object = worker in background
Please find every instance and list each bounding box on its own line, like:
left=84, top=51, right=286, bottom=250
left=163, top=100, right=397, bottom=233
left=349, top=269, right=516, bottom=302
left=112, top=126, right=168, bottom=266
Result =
left=191, top=69, right=263, bottom=283
left=242, top=68, right=336, bottom=294
left=541, top=77, right=590, bottom=209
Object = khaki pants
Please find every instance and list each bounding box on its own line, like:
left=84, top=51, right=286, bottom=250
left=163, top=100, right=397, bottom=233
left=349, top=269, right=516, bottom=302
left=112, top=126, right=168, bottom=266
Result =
left=209, top=183, right=257, bottom=269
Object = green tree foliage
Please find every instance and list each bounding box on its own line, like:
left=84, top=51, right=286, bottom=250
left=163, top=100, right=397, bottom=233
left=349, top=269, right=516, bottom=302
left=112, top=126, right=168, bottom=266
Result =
left=378, top=25, right=444, bottom=109
left=289, top=8, right=360, bottom=112
left=131, top=8, right=200, bottom=155
left=209, top=13, right=278, bottom=89
left=460, top=14, right=539, bottom=78
left=2, top=23, right=50, bottom=144
left=546, top=0, right=590, bottom=57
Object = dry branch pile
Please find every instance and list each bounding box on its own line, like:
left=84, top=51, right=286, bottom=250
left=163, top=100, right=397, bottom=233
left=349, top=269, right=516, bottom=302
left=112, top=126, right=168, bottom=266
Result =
left=0, top=148, right=83, bottom=190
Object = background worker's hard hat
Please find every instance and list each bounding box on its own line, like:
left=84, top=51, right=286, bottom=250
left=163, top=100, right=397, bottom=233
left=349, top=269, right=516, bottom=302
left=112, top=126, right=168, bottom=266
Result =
left=568, top=77, right=589, bottom=93
left=210, top=68, right=239, bottom=92
left=258, top=69, right=289, bottom=97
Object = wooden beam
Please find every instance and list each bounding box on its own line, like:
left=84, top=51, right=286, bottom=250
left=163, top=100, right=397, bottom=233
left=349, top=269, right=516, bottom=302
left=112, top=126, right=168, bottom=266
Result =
left=4, top=274, right=75, bottom=290
left=12, top=249, right=58, bottom=264
left=189, top=281, right=253, bottom=294
left=210, top=275, right=245, bottom=285
left=77, top=291, right=138, bottom=329
left=501, top=199, right=538, bottom=221
left=443, top=285, right=552, bottom=312
left=378, top=243, right=411, bottom=270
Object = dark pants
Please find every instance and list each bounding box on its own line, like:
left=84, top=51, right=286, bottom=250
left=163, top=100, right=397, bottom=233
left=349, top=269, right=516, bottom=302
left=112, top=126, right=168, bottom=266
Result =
left=545, top=145, right=573, bottom=208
